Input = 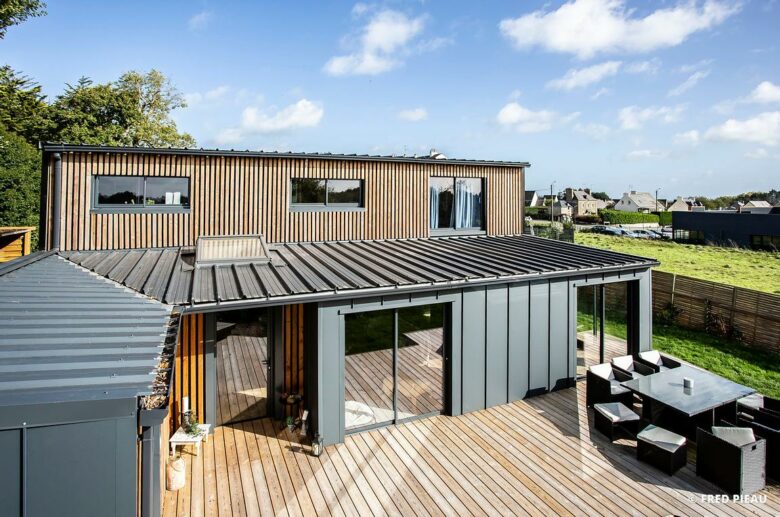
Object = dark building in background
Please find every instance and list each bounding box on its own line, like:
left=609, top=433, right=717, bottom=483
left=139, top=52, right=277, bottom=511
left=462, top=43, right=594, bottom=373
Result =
left=673, top=210, right=780, bottom=250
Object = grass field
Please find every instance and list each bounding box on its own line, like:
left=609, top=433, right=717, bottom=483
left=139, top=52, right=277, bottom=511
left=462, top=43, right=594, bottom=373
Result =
left=578, top=312, right=780, bottom=398
left=575, top=232, right=780, bottom=294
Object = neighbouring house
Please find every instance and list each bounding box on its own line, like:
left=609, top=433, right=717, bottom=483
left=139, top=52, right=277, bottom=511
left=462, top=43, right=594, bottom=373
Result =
left=614, top=190, right=665, bottom=213
left=741, top=200, right=774, bottom=214
left=552, top=198, right=573, bottom=219
left=667, top=196, right=702, bottom=212
left=672, top=210, right=780, bottom=249
left=524, top=190, right=540, bottom=207
left=563, top=188, right=609, bottom=217
left=0, top=143, right=657, bottom=517
left=0, top=227, right=35, bottom=262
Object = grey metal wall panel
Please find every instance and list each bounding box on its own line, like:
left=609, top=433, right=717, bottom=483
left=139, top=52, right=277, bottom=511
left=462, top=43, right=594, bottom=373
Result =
left=461, top=287, right=487, bottom=413
left=26, top=417, right=136, bottom=517
left=318, top=304, right=342, bottom=445
left=0, top=429, right=20, bottom=516
left=485, top=285, right=508, bottom=407
left=567, top=282, right=578, bottom=380
left=508, top=283, right=530, bottom=402
left=638, top=271, right=653, bottom=351
left=528, top=281, right=550, bottom=394
left=548, top=279, right=569, bottom=390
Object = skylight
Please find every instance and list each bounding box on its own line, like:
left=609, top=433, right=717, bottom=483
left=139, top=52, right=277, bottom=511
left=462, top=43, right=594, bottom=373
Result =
left=196, top=235, right=271, bottom=265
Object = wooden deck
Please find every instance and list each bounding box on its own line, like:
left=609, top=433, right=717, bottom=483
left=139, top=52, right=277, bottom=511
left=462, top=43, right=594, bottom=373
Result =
left=217, top=335, right=269, bottom=425
left=163, top=382, right=780, bottom=516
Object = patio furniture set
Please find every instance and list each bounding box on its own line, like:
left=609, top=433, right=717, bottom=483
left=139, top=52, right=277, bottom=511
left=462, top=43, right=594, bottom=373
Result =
left=587, top=350, right=776, bottom=495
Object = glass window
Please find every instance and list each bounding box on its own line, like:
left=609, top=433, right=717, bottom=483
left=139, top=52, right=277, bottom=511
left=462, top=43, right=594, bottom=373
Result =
left=290, top=178, right=364, bottom=207
left=291, top=179, right=326, bottom=204
left=429, top=177, right=454, bottom=229
left=145, top=177, right=189, bottom=207
left=96, top=177, right=143, bottom=206
left=327, top=179, right=362, bottom=205
left=429, top=177, right=484, bottom=230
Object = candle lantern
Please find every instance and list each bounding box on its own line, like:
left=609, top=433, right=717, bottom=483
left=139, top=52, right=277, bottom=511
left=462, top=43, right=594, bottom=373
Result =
left=311, top=433, right=323, bottom=457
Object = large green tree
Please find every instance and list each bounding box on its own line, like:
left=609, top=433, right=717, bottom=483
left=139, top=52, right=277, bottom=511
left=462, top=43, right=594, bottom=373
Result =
left=0, top=65, right=51, bottom=143
left=0, top=0, right=45, bottom=39
left=0, top=125, right=40, bottom=229
left=49, top=70, right=195, bottom=147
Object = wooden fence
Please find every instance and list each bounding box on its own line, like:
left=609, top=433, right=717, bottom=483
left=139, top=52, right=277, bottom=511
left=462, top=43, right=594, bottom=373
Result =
left=651, top=271, right=780, bottom=354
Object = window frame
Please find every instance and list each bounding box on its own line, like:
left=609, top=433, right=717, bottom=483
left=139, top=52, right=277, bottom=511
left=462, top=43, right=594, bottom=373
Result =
left=289, top=178, right=365, bottom=212
left=91, top=175, right=191, bottom=213
left=429, top=176, right=486, bottom=236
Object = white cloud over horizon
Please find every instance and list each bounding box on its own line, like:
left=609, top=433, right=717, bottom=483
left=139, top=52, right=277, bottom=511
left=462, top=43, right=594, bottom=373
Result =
left=546, top=61, right=621, bottom=90
left=324, top=9, right=439, bottom=76
left=705, top=111, right=780, bottom=146
left=746, top=81, right=780, bottom=104
left=619, top=104, right=686, bottom=130
left=497, top=102, right=579, bottom=133
left=674, top=130, right=701, bottom=145
left=574, top=122, right=611, bottom=141
left=185, top=85, right=231, bottom=107
left=499, top=0, right=739, bottom=59
left=216, top=99, right=324, bottom=145
left=668, top=70, right=710, bottom=97
left=188, top=11, right=212, bottom=31
left=626, top=149, right=669, bottom=160
left=398, top=107, right=428, bottom=121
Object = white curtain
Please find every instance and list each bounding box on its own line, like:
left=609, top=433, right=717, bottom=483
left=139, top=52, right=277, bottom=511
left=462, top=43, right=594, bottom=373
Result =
left=455, top=179, right=481, bottom=228
left=429, top=184, right=440, bottom=228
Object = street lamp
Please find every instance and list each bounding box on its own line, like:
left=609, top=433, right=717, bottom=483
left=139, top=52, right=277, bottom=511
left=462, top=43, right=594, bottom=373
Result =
left=550, top=181, right=556, bottom=225
left=655, top=188, right=661, bottom=212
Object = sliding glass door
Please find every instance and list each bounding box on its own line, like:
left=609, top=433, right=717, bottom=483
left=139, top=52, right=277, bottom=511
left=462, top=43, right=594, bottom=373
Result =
left=344, top=304, right=447, bottom=432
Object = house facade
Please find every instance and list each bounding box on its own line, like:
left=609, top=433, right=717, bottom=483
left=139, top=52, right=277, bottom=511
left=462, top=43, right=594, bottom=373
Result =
left=1, top=144, right=656, bottom=517
left=563, top=188, right=608, bottom=217
left=613, top=191, right=665, bottom=213
left=667, top=196, right=702, bottom=212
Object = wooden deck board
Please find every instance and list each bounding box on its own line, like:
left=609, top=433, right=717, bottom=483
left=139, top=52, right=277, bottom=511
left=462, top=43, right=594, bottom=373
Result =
left=164, top=380, right=780, bottom=516
left=217, top=335, right=269, bottom=426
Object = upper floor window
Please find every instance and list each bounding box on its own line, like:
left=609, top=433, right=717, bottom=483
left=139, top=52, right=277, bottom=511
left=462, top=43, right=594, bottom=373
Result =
left=94, top=176, right=189, bottom=210
left=430, top=177, right=484, bottom=231
left=290, top=178, right=363, bottom=209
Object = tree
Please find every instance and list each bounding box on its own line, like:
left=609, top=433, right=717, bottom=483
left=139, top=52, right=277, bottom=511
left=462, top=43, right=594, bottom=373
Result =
left=0, top=0, right=45, bottom=39
left=0, top=65, right=51, bottom=144
left=50, top=70, right=195, bottom=147
left=590, top=191, right=611, bottom=201
left=0, top=124, right=40, bottom=231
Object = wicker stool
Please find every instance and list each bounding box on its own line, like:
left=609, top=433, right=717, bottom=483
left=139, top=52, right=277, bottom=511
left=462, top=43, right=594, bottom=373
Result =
left=637, top=424, right=687, bottom=475
left=594, top=402, right=640, bottom=441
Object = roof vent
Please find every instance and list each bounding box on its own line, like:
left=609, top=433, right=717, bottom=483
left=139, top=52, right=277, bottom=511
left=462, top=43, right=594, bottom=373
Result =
left=196, top=235, right=271, bottom=266
left=429, top=149, right=447, bottom=160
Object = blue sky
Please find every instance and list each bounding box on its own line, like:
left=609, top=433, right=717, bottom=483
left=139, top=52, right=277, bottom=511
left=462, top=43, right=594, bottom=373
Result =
left=4, top=0, right=779, bottom=197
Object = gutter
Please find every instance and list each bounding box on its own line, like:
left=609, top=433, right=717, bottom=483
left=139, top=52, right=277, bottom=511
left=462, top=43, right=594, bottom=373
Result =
left=40, top=143, right=531, bottom=169
left=51, top=153, right=62, bottom=251
left=179, top=260, right=659, bottom=314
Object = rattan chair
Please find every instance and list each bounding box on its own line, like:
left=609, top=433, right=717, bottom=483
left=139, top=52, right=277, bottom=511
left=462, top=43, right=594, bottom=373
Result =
left=611, top=355, right=655, bottom=379
left=637, top=350, right=681, bottom=373
left=696, top=426, right=766, bottom=495
left=586, top=363, right=633, bottom=407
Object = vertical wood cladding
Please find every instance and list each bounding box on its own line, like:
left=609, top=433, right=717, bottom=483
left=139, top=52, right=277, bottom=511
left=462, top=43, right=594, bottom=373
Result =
left=47, top=152, right=525, bottom=251
left=283, top=304, right=305, bottom=411
left=172, top=314, right=206, bottom=429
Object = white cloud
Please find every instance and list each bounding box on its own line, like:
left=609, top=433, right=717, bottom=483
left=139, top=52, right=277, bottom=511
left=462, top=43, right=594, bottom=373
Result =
left=216, top=99, right=324, bottom=144
left=496, top=102, right=578, bottom=133
left=668, top=70, right=710, bottom=97
left=745, top=148, right=769, bottom=159
left=184, top=85, right=231, bottom=107
left=591, top=87, right=611, bottom=100
left=626, top=149, right=669, bottom=160
left=546, top=61, right=621, bottom=90
left=746, top=81, right=780, bottom=104
left=398, top=107, right=428, bottom=121
left=188, top=11, right=212, bottom=31
left=574, top=122, right=611, bottom=141
left=499, top=0, right=739, bottom=59
left=678, top=58, right=714, bottom=73
left=324, top=10, right=429, bottom=76
left=618, top=105, right=686, bottom=130
left=705, top=111, right=780, bottom=146
left=625, top=58, right=662, bottom=74
left=674, top=130, right=700, bottom=145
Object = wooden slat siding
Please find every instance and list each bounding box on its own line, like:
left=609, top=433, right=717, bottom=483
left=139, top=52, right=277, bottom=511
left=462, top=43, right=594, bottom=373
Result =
left=282, top=304, right=305, bottom=415
left=47, top=152, right=525, bottom=251
left=651, top=270, right=780, bottom=354
left=171, top=314, right=207, bottom=432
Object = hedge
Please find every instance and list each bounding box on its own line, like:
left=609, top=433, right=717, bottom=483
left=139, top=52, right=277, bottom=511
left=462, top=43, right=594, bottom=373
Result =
left=653, top=211, right=673, bottom=226
left=598, top=209, right=659, bottom=224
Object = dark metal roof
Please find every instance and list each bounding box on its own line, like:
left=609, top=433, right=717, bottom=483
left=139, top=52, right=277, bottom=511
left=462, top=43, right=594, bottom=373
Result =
left=61, top=235, right=657, bottom=310
left=0, top=253, right=177, bottom=406
left=40, top=143, right=530, bottom=168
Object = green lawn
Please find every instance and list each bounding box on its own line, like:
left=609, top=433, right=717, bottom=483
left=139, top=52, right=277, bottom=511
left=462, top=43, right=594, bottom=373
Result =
left=578, top=311, right=780, bottom=398
left=574, top=232, right=780, bottom=294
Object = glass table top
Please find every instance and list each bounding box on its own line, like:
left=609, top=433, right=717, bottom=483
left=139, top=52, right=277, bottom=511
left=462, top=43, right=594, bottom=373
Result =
left=621, top=364, right=755, bottom=416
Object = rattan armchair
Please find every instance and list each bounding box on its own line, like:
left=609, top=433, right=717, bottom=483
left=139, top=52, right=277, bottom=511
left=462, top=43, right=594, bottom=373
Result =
left=696, top=427, right=766, bottom=495
left=637, top=350, right=681, bottom=373
left=586, top=363, right=633, bottom=407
